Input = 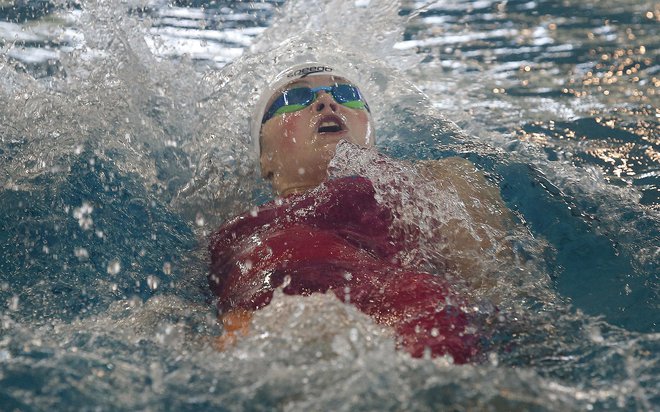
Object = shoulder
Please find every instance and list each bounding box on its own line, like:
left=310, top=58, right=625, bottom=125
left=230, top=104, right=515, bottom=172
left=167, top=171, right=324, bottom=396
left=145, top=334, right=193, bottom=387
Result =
left=417, top=157, right=481, bottom=182
left=415, top=156, right=512, bottom=231
left=416, top=157, right=498, bottom=195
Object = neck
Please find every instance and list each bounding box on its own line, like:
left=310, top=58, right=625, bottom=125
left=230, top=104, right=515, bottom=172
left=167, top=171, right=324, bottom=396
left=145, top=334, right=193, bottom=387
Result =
left=273, top=175, right=326, bottom=197
left=279, top=184, right=317, bottom=197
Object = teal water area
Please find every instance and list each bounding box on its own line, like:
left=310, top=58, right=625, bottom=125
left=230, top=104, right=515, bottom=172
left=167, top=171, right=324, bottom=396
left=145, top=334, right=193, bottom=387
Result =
left=1, top=0, right=658, bottom=410
left=0, top=148, right=201, bottom=322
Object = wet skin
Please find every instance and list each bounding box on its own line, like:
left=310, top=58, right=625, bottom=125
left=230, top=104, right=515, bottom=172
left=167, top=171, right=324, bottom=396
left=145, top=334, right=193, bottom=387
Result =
left=259, top=75, right=375, bottom=196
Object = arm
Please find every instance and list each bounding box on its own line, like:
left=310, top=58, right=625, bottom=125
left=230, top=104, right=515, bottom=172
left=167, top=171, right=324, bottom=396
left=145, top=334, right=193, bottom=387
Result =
left=212, top=309, right=253, bottom=351
left=417, top=157, right=515, bottom=291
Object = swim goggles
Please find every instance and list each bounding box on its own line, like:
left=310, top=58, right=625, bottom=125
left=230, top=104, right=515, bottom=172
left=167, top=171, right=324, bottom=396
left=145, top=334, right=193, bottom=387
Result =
left=261, top=84, right=369, bottom=124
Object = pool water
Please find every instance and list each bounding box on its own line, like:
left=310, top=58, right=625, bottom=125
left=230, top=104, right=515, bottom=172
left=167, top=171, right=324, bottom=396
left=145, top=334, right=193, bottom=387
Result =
left=1, top=0, right=658, bottom=410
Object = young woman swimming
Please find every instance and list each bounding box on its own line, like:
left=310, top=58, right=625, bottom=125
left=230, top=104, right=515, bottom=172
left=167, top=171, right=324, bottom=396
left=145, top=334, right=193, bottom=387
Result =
left=208, top=63, right=513, bottom=363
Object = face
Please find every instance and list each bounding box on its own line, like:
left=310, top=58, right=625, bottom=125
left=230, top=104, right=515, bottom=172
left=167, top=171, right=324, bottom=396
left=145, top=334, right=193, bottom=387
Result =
left=259, top=75, right=375, bottom=196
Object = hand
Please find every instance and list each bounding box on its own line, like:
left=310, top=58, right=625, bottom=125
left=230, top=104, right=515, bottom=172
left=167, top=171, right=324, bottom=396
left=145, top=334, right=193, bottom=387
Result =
left=212, top=309, right=253, bottom=351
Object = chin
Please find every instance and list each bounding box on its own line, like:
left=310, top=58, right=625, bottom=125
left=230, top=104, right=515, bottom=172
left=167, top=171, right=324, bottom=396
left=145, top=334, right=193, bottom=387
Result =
left=315, top=129, right=350, bottom=140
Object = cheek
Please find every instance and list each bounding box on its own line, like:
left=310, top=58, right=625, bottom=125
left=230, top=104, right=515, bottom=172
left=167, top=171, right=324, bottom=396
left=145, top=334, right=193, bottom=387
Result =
left=349, top=112, right=372, bottom=143
left=263, top=114, right=308, bottom=150
left=280, top=113, right=307, bottom=145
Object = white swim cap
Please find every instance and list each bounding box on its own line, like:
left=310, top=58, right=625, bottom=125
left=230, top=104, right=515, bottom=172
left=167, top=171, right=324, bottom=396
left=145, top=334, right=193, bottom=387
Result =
left=249, top=62, right=370, bottom=156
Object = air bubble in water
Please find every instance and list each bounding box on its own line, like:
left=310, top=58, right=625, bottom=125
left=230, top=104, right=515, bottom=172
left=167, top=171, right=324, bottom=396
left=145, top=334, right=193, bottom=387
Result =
left=489, top=352, right=499, bottom=366
left=107, top=259, right=121, bottom=275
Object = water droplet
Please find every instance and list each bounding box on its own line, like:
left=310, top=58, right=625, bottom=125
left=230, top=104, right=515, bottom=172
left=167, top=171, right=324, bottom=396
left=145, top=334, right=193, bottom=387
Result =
left=587, top=324, right=604, bottom=343
left=74, top=247, right=89, bottom=260
left=349, top=327, right=358, bottom=342
left=162, top=262, right=172, bottom=275
left=107, top=260, right=121, bottom=275
left=422, top=346, right=432, bottom=359
left=73, top=202, right=94, bottom=230
left=147, top=275, right=159, bottom=291
left=8, top=295, right=19, bottom=311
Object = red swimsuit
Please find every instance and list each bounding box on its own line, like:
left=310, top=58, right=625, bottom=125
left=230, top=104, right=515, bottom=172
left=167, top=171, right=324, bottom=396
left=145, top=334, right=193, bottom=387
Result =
left=209, top=176, right=481, bottom=363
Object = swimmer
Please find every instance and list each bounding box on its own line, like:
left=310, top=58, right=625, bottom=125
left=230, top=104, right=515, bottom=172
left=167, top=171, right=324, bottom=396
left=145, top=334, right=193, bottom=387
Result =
left=209, top=63, right=513, bottom=363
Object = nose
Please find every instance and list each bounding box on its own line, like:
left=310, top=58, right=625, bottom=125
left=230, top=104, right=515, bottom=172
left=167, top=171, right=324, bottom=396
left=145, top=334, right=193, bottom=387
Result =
left=314, top=91, right=338, bottom=112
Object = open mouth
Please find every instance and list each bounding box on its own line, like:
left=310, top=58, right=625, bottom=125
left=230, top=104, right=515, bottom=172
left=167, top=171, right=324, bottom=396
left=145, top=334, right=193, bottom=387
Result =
left=316, top=115, right=346, bottom=134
